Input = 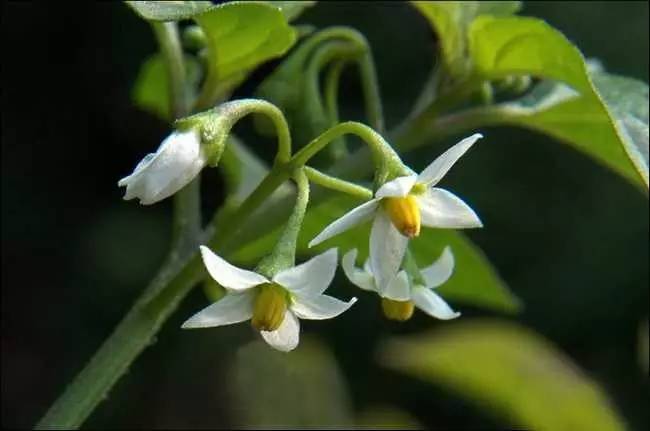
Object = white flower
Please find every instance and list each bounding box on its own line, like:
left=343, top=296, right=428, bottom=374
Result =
left=309, top=133, right=483, bottom=292
left=342, top=247, right=460, bottom=320
left=118, top=129, right=207, bottom=205
left=182, top=246, right=357, bottom=352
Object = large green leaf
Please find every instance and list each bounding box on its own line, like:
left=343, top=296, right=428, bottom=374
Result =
left=228, top=338, right=353, bottom=427
left=269, top=1, right=316, bottom=21
left=194, top=3, right=296, bottom=83
left=131, top=53, right=201, bottom=120
left=231, top=193, right=520, bottom=313
left=379, top=319, right=626, bottom=431
left=411, top=1, right=521, bottom=78
left=125, top=1, right=215, bottom=21
left=468, top=16, right=590, bottom=93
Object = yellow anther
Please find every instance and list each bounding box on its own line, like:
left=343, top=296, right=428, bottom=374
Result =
left=251, top=283, right=288, bottom=331
left=383, top=195, right=421, bottom=238
left=381, top=298, right=415, bottom=321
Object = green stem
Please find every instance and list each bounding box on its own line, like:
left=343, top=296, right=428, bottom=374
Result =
left=256, top=169, right=310, bottom=276
left=291, top=121, right=408, bottom=186
left=152, top=21, right=188, bottom=119
left=304, top=166, right=372, bottom=200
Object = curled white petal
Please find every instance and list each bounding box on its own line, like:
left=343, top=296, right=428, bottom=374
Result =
left=375, top=175, right=418, bottom=199
left=308, top=199, right=379, bottom=247
left=273, top=249, right=338, bottom=298
left=417, top=133, right=482, bottom=186
left=181, top=292, right=254, bottom=328
left=261, top=310, right=300, bottom=352
left=118, top=129, right=207, bottom=205
left=420, top=246, right=455, bottom=289
left=341, top=249, right=376, bottom=292
left=418, top=188, right=483, bottom=229
left=370, top=210, right=409, bottom=293
left=291, top=295, right=357, bottom=320
left=381, top=270, right=411, bottom=301
left=411, top=287, right=460, bottom=320
left=200, top=246, right=269, bottom=291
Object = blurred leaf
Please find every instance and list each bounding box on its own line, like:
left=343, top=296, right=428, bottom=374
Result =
left=125, top=1, right=215, bottom=21
left=411, top=1, right=521, bottom=77
left=591, top=72, right=649, bottom=187
left=468, top=16, right=590, bottom=92
left=269, top=1, right=316, bottom=21
left=194, top=3, right=296, bottom=83
left=354, top=405, right=423, bottom=429
left=379, top=319, right=626, bottom=431
left=131, top=53, right=201, bottom=120
left=231, top=194, right=520, bottom=313
left=228, top=338, right=353, bottom=427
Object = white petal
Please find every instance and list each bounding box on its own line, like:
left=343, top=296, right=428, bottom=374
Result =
left=342, top=249, right=376, bottom=291
left=370, top=210, right=409, bottom=293
left=417, top=133, right=482, bottom=186
left=420, top=246, right=455, bottom=289
left=118, top=129, right=207, bottom=205
left=411, top=287, right=460, bottom=320
left=181, top=292, right=254, bottom=328
left=273, top=248, right=338, bottom=297
left=261, top=310, right=300, bottom=352
left=381, top=270, right=411, bottom=301
left=375, top=175, right=418, bottom=198
left=291, top=295, right=357, bottom=320
left=200, top=245, right=269, bottom=291
left=308, top=199, right=379, bottom=247
left=418, top=188, right=483, bottom=229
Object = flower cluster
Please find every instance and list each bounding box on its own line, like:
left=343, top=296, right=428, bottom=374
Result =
left=118, top=118, right=483, bottom=352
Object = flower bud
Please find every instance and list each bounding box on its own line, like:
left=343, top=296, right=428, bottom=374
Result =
left=251, top=284, right=288, bottom=331
left=118, top=128, right=207, bottom=205
left=381, top=298, right=415, bottom=321
left=383, top=195, right=421, bottom=238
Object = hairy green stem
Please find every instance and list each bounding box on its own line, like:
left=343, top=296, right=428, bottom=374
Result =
left=256, top=169, right=310, bottom=276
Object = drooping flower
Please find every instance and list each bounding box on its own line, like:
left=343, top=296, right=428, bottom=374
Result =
left=182, top=246, right=357, bottom=352
left=309, top=134, right=483, bottom=292
left=342, top=247, right=460, bottom=321
left=118, top=129, right=207, bottom=205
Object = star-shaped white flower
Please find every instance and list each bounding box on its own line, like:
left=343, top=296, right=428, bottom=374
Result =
left=182, top=246, right=357, bottom=352
left=118, top=129, right=207, bottom=205
left=342, top=246, right=460, bottom=320
left=309, top=134, right=483, bottom=292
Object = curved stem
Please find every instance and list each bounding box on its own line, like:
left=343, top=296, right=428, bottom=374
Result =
left=304, top=166, right=372, bottom=200
left=291, top=121, right=407, bottom=186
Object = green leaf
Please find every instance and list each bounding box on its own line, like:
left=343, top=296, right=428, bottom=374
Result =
left=194, top=3, right=296, bottom=83
left=379, top=319, right=626, bottom=431
left=131, top=53, right=201, bottom=120
left=125, top=1, right=215, bottom=21
left=231, top=194, right=520, bottom=313
left=228, top=338, right=353, bottom=427
left=468, top=16, right=590, bottom=93
left=269, top=1, right=316, bottom=21
left=591, top=71, right=649, bottom=187
left=411, top=1, right=521, bottom=77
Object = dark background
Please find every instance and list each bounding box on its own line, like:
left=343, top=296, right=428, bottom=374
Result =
left=2, top=1, right=648, bottom=429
